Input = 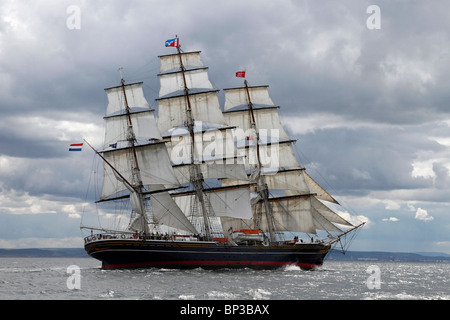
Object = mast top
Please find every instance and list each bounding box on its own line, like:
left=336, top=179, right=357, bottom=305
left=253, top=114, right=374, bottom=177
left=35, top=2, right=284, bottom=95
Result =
left=118, top=66, right=125, bottom=84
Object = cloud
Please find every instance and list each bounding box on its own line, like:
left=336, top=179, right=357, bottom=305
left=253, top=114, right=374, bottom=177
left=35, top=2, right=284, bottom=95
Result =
left=382, top=217, right=399, bottom=222
left=384, top=201, right=401, bottom=211
left=415, top=208, right=434, bottom=222
left=281, top=113, right=391, bottom=136
left=342, top=213, right=371, bottom=228
left=435, top=241, right=450, bottom=253
left=0, top=112, right=103, bottom=159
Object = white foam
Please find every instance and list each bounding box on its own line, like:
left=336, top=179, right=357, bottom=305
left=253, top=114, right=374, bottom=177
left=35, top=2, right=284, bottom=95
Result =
left=283, top=264, right=302, bottom=271
left=179, top=294, right=196, bottom=300
left=246, top=288, right=272, bottom=300
left=207, top=291, right=241, bottom=299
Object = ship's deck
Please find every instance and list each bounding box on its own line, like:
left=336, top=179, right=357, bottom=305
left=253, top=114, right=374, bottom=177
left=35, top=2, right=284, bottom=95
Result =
left=83, top=232, right=327, bottom=247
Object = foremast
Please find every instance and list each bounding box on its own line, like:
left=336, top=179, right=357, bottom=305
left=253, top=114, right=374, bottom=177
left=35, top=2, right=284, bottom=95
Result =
left=118, top=70, right=149, bottom=233
left=88, top=70, right=198, bottom=236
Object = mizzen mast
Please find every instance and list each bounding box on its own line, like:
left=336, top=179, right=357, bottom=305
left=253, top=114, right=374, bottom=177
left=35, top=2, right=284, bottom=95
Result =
left=243, top=79, right=276, bottom=242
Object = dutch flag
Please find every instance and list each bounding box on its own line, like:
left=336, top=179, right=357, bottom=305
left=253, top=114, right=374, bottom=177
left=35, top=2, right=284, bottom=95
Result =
left=69, top=143, right=83, bottom=152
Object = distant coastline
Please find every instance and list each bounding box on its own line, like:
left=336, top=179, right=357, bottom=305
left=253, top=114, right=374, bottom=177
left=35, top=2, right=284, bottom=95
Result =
left=327, top=249, right=450, bottom=262
left=0, top=248, right=89, bottom=258
left=0, top=248, right=449, bottom=262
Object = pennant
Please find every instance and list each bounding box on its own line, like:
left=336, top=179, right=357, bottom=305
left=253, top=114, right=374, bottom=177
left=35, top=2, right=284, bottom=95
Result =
left=69, top=143, right=83, bottom=152
left=165, top=38, right=179, bottom=47
left=236, top=71, right=246, bottom=78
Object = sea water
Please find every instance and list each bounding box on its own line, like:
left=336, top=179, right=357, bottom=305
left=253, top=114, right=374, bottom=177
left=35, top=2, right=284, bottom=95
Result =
left=0, top=257, right=448, bottom=300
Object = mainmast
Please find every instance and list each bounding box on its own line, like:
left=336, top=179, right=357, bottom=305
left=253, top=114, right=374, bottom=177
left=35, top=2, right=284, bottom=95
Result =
left=176, top=45, right=213, bottom=239
left=157, top=39, right=255, bottom=240
left=243, top=80, right=276, bottom=242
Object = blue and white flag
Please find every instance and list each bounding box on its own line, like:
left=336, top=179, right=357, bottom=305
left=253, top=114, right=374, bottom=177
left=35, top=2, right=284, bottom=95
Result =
left=165, top=37, right=179, bottom=47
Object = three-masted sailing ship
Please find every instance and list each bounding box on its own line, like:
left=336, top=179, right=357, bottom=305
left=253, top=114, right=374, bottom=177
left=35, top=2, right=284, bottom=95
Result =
left=82, top=39, right=364, bottom=270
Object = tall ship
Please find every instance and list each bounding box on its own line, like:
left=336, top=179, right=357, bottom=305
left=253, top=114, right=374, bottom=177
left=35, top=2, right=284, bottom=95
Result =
left=82, top=38, right=364, bottom=270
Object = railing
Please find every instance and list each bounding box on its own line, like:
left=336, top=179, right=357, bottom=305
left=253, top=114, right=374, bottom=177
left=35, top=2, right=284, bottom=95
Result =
left=84, top=233, right=203, bottom=244
left=84, top=232, right=328, bottom=246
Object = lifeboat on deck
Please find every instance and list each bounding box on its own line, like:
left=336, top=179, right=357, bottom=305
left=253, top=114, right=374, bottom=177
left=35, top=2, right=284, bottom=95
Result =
left=231, top=229, right=264, bottom=243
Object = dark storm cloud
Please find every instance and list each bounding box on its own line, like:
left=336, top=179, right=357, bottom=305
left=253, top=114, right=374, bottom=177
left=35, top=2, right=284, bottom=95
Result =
left=293, top=125, right=438, bottom=193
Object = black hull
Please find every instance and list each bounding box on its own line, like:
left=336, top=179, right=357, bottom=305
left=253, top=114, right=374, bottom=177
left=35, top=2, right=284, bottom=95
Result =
left=84, top=239, right=331, bottom=270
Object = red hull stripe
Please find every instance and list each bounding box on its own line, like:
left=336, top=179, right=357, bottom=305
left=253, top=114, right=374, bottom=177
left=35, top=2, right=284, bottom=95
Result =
left=102, top=260, right=319, bottom=269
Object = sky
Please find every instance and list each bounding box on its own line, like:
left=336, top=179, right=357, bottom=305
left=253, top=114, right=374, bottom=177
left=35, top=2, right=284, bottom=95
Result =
left=0, top=0, right=450, bottom=254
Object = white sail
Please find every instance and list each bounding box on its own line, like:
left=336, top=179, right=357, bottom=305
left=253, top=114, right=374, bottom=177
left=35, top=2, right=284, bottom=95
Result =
left=223, top=107, right=290, bottom=140
left=302, top=171, right=339, bottom=204
left=205, top=163, right=248, bottom=180
left=173, top=163, right=248, bottom=185
left=220, top=196, right=316, bottom=234
left=128, top=214, right=149, bottom=233
left=166, top=127, right=237, bottom=165
left=263, top=169, right=310, bottom=193
left=159, top=68, right=214, bottom=97
left=157, top=92, right=227, bottom=134
left=311, top=208, right=343, bottom=233
left=265, top=169, right=339, bottom=204
left=173, top=186, right=253, bottom=220
left=208, top=187, right=253, bottom=219
left=222, top=180, right=351, bottom=234
left=310, top=197, right=351, bottom=226
left=221, top=195, right=347, bottom=235
left=101, top=143, right=180, bottom=199
left=150, top=191, right=198, bottom=234
left=157, top=50, right=228, bottom=135
left=129, top=191, right=144, bottom=215
left=224, top=85, right=275, bottom=111
left=268, top=196, right=316, bottom=233
left=104, top=110, right=161, bottom=148
left=105, top=82, right=150, bottom=116
left=159, top=51, right=203, bottom=73
left=238, top=141, right=300, bottom=171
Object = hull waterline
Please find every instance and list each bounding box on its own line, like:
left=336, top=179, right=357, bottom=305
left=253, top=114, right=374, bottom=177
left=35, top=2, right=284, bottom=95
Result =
left=84, top=238, right=331, bottom=270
